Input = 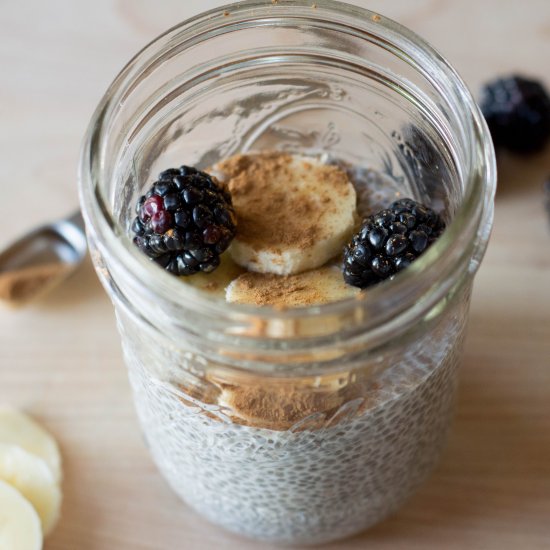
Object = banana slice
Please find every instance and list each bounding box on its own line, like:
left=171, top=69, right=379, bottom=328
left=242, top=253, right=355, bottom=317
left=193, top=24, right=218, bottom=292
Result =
left=215, top=152, right=357, bottom=275
left=0, top=479, right=42, bottom=550
left=0, top=444, right=61, bottom=535
left=226, top=266, right=360, bottom=307
left=182, top=252, right=245, bottom=298
left=0, top=407, right=61, bottom=483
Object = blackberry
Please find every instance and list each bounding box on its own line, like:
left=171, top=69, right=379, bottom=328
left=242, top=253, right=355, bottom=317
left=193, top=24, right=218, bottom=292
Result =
left=544, top=177, right=550, bottom=227
left=480, top=75, right=550, bottom=154
left=131, top=166, right=236, bottom=276
left=343, top=198, right=445, bottom=289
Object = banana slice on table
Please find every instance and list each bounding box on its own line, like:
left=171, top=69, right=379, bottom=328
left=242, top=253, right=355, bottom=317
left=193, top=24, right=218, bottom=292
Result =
left=0, top=444, right=61, bottom=535
left=214, top=153, right=357, bottom=276
left=0, top=407, right=62, bottom=483
left=226, top=266, right=360, bottom=307
left=0, top=479, right=42, bottom=550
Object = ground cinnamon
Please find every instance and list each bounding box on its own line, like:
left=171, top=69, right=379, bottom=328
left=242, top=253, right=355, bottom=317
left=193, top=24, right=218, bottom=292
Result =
left=212, top=373, right=369, bottom=431
left=227, top=267, right=358, bottom=307
left=215, top=152, right=352, bottom=256
left=0, top=262, right=70, bottom=305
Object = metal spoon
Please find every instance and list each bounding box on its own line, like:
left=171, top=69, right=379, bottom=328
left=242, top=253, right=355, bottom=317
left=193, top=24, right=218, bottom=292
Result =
left=0, top=211, right=87, bottom=305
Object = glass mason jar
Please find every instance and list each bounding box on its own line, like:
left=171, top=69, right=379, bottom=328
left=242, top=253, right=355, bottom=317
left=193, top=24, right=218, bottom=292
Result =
left=79, top=0, right=495, bottom=545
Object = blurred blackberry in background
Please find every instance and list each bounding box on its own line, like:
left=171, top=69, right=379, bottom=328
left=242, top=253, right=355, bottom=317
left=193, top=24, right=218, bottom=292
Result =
left=480, top=75, right=550, bottom=154
left=544, top=177, right=550, bottom=228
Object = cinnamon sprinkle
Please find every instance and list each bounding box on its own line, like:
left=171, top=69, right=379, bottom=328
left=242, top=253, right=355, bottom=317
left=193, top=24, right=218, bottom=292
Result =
left=176, top=367, right=374, bottom=431
left=227, top=267, right=359, bottom=307
left=220, top=383, right=346, bottom=430
left=0, top=262, right=70, bottom=305
left=215, top=152, right=352, bottom=255
left=209, top=370, right=371, bottom=430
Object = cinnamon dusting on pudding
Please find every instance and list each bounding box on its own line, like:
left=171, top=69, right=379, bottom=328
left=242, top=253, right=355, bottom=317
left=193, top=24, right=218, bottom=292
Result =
left=205, top=372, right=370, bottom=431
left=219, top=383, right=350, bottom=430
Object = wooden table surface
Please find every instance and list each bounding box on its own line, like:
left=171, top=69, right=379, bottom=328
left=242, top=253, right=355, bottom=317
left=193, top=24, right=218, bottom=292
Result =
left=1, top=1, right=549, bottom=548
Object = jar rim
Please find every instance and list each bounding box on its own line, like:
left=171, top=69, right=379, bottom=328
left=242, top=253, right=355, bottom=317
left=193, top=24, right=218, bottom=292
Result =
left=78, top=0, right=496, bottom=338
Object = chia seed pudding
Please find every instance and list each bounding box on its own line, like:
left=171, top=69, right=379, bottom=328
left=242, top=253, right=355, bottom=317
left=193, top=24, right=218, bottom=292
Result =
left=124, top=291, right=467, bottom=544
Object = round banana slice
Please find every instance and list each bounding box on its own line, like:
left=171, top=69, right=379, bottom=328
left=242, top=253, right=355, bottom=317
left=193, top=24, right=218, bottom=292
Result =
left=0, top=479, right=42, bottom=550
left=226, top=266, right=360, bottom=307
left=0, top=444, right=61, bottom=535
left=215, top=152, right=357, bottom=275
left=0, top=407, right=62, bottom=483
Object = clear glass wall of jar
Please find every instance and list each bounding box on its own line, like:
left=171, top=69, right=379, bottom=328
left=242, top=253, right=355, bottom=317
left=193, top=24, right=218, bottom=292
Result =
left=79, top=1, right=496, bottom=545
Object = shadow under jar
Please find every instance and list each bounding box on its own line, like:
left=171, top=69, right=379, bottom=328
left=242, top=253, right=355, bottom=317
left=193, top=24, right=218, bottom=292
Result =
left=78, top=0, right=496, bottom=545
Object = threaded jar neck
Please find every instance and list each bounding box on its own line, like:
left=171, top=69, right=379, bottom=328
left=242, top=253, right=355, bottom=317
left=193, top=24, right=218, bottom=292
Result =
left=79, top=0, right=495, bottom=365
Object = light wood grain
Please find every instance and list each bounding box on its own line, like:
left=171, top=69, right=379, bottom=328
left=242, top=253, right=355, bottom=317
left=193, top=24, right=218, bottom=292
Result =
left=1, top=1, right=549, bottom=549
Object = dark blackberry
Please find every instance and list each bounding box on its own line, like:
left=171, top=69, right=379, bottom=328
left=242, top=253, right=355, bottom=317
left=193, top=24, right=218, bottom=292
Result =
left=544, top=177, right=550, bottom=228
left=343, top=198, right=445, bottom=289
left=131, top=166, right=236, bottom=276
left=480, top=75, right=550, bottom=154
